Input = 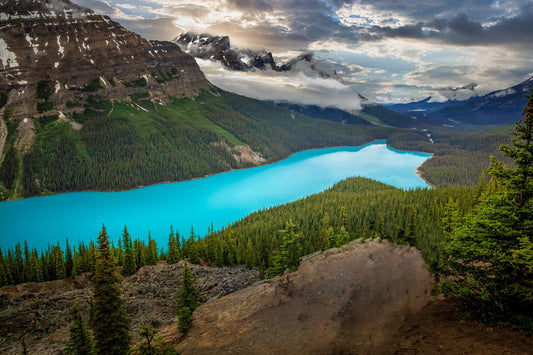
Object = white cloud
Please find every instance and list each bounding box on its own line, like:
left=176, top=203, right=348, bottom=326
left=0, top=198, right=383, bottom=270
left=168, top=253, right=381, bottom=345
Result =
left=196, top=59, right=362, bottom=111
left=72, top=0, right=533, bottom=104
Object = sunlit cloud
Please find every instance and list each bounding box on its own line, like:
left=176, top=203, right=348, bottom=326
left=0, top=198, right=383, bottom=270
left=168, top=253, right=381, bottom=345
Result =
left=70, top=0, right=533, bottom=104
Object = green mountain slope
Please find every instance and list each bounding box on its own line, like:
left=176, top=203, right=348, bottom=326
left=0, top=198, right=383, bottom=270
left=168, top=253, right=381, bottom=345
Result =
left=1, top=88, right=396, bottom=199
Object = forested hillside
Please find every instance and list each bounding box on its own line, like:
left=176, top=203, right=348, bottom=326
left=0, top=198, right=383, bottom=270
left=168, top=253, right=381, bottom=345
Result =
left=0, top=88, right=396, bottom=200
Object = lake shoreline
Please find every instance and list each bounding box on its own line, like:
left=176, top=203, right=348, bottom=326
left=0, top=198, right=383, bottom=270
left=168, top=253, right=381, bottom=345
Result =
left=2, top=139, right=416, bottom=202
left=0, top=142, right=431, bottom=250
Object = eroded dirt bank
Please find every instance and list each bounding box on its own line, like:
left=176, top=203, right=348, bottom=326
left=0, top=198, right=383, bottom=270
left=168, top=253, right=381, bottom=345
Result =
left=176, top=239, right=434, bottom=354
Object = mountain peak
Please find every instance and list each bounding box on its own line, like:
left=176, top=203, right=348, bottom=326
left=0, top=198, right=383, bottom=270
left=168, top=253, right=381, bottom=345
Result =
left=0, top=0, right=210, bottom=120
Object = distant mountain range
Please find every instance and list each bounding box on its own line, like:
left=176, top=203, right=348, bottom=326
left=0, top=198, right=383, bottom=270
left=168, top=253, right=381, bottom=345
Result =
left=273, top=100, right=422, bottom=129
left=387, top=76, right=533, bottom=125
left=174, top=32, right=338, bottom=79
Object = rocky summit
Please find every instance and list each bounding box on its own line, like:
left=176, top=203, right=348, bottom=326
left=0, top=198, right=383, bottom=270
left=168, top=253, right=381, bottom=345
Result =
left=0, top=0, right=210, bottom=121
left=175, top=31, right=338, bottom=79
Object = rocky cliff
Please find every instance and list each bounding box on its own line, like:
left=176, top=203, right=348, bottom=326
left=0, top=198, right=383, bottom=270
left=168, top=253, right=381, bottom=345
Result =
left=0, top=262, right=259, bottom=354
left=0, top=0, right=210, bottom=121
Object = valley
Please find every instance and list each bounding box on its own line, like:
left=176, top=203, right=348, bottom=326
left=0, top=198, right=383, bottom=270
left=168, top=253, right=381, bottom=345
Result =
left=1, top=0, right=532, bottom=353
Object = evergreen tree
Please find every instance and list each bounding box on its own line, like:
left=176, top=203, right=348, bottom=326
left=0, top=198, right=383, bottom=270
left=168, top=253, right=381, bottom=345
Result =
left=49, top=244, right=67, bottom=280
left=130, top=324, right=178, bottom=355
left=65, top=302, right=95, bottom=355
left=121, top=226, right=136, bottom=276
left=0, top=249, right=8, bottom=286
left=267, top=220, right=302, bottom=276
left=146, top=234, right=158, bottom=265
left=177, top=262, right=204, bottom=332
left=65, top=240, right=73, bottom=277
left=22, top=241, right=30, bottom=282
left=318, top=212, right=331, bottom=251
left=441, top=91, right=533, bottom=329
left=92, top=225, right=131, bottom=354
left=14, top=243, right=23, bottom=284
left=167, top=226, right=181, bottom=264
left=404, top=206, right=418, bottom=246
left=29, top=249, right=41, bottom=282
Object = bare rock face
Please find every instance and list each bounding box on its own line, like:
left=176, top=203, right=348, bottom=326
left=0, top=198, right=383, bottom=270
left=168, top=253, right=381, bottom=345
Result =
left=0, top=0, right=210, bottom=120
left=176, top=239, right=433, bottom=354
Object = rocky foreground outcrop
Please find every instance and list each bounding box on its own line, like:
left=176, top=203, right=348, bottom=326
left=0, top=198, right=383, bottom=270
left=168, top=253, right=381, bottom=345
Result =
left=0, top=262, right=259, bottom=354
left=176, top=239, right=433, bottom=354
left=2, top=239, right=532, bottom=354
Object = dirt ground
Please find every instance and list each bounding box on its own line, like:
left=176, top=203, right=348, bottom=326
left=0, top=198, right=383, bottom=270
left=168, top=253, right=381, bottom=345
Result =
left=391, top=298, right=533, bottom=355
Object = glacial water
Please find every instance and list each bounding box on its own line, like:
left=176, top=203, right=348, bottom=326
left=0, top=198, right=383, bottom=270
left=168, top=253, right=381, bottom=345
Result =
left=0, top=141, right=430, bottom=250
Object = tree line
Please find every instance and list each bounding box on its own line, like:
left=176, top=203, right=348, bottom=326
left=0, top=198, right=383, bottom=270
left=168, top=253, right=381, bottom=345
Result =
left=60, top=226, right=199, bottom=355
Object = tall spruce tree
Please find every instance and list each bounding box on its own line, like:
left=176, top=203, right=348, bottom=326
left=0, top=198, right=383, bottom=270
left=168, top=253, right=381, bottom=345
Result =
left=177, top=262, right=204, bottom=332
left=121, top=226, right=136, bottom=276
left=92, top=225, right=131, bottom=354
left=65, top=302, right=94, bottom=355
left=441, top=90, right=533, bottom=329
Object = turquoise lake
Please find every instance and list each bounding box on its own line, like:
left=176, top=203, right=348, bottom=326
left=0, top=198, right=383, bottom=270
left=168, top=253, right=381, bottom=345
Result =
left=0, top=141, right=430, bottom=250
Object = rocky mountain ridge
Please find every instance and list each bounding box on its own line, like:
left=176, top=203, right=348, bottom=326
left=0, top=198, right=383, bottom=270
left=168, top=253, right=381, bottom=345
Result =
left=174, top=31, right=338, bottom=79
left=0, top=0, right=210, bottom=122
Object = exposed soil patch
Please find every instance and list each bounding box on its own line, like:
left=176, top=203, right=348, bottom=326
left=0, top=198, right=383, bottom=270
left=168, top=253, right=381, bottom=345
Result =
left=176, top=239, right=434, bottom=354
left=0, top=116, right=7, bottom=159
left=392, top=298, right=533, bottom=354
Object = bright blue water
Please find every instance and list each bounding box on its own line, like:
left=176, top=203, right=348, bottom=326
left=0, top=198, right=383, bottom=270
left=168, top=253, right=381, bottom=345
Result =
left=0, top=142, right=430, bottom=250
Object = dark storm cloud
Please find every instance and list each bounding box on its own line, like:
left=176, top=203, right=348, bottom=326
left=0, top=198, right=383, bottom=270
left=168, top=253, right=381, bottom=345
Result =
left=227, top=0, right=272, bottom=11
left=364, top=2, right=533, bottom=48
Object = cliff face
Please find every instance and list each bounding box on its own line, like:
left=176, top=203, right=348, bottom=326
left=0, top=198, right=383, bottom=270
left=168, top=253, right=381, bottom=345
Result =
left=0, top=0, right=210, bottom=120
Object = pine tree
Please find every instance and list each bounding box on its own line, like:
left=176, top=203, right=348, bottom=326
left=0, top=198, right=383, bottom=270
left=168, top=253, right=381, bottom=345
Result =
left=267, top=220, right=302, bottom=276
left=177, top=262, right=204, bottom=332
left=121, top=226, right=136, bottom=276
left=130, top=324, right=178, bottom=355
left=14, top=242, right=23, bottom=284
left=318, top=212, right=331, bottom=251
left=92, top=225, right=131, bottom=354
left=404, top=206, right=418, bottom=246
left=22, top=241, right=30, bottom=282
left=50, top=243, right=66, bottom=280
left=441, top=91, right=533, bottom=329
left=65, top=240, right=73, bottom=278
left=29, top=249, right=41, bottom=282
left=167, top=226, right=181, bottom=264
left=65, top=302, right=94, bottom=355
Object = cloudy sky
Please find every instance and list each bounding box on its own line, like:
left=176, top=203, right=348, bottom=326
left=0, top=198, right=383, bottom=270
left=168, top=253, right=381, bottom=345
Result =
left=73, top=0, right=533, bottom=107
